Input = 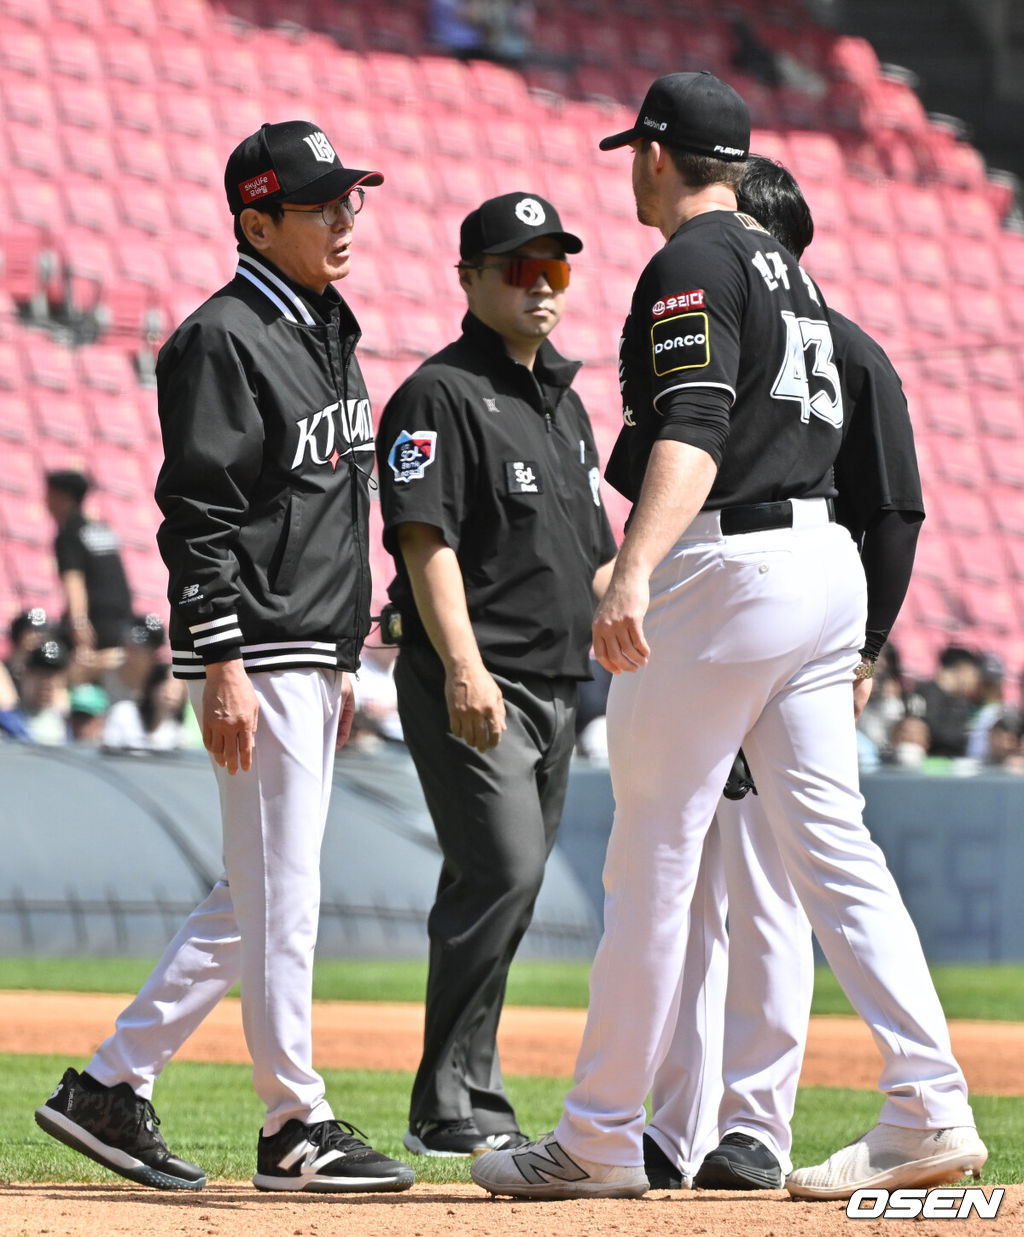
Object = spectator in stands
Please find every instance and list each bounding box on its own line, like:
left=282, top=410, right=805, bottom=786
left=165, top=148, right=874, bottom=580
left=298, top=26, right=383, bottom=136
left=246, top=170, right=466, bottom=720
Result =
left=0, top=660, right=30, bottom=741
left=4, top=607, right=53, bottom=695
left=906, top=644, right=982, bottom=758
left=985, top=716, right=1024, bottom=772
left=102, top=613, right=168, bottom=707
left=965, top=652, right=1007, bottom=763
left=429, top=0, right=533, bottom=64
left=102, top=662, right=190, bottom=753
left=68, top=683, right=110, bottom=745
left=44, top=470, right=134, bottom=685
left=15, top=638, right=71, bottom=745
left=887, top=714, right=931, bottom=769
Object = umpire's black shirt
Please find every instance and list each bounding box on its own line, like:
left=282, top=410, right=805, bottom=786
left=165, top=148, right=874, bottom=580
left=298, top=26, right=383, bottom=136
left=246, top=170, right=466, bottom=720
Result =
left=377, top=312, right=617, bottom=681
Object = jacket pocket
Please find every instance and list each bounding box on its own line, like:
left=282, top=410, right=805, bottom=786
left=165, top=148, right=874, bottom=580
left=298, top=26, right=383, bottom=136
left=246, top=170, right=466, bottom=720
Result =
left=269, top=493, right=304, bottom=594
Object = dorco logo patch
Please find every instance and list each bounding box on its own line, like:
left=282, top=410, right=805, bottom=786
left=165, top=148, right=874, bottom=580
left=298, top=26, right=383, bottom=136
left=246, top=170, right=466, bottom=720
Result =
left=505, top=460, right=543, bottom=494
left=651, top=312, right=710, bottom=376
left=651, top=289, right=705, bottom=318
left=388, top=429, right=438, bottom=483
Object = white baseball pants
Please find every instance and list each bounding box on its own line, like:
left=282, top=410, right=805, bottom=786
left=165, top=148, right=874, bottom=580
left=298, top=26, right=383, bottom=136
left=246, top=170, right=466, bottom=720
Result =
left=87, top=668, right=343, bottom=1136
left=557, top=500, right=973, bottom=1167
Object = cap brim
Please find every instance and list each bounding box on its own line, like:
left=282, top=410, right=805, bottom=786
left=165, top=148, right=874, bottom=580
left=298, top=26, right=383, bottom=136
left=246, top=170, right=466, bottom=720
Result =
left=482, top=230, right=584, bottom=256
left=285, top=167, right=384, bottom=204
left=599, top=128, right=641, bottom=151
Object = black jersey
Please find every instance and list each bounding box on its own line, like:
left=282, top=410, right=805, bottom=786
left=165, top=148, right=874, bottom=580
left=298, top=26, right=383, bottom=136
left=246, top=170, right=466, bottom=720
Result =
left=829, top=308, right=925, bottom=543
left=54, top=511, right=133, bottom=649
left=606, top=209, right=843, bottom=508
left=377, top=313, right=617, bottom=681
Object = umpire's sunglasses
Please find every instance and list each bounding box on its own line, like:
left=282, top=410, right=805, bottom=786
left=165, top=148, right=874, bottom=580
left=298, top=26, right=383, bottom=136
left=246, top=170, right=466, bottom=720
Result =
left=457, top=255, right=572, bottom=291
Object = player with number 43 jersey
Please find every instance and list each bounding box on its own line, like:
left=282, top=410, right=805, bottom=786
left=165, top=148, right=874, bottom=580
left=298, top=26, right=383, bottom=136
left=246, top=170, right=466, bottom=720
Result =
left=606, top=206, right=842, bottom=508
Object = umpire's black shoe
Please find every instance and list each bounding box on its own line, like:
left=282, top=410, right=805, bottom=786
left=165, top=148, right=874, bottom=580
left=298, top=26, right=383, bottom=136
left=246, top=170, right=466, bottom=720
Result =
left=404, top=1117, right=529, bottom=1158
left=694, top=1132, right=783, bottom=1190
left=35, top=1067, right=206, bottom=1191
left=643, top=1133, right=691, bottom=1189
left=253, top=1118, right=415, bottom=1192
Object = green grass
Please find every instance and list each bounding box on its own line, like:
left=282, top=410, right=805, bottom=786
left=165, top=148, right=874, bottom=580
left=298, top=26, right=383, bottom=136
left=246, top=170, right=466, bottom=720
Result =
left=5, top=957, right=1024, bottom=1021
left=3, top=1054, right=1022, bottom=1186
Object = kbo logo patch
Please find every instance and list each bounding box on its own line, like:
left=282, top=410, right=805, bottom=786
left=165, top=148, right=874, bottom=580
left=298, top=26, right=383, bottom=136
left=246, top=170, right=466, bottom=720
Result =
left=388, top=429, right=438, bottom=483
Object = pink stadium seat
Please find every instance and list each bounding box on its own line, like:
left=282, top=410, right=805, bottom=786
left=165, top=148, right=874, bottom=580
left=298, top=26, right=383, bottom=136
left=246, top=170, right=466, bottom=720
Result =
left=466, top=57, right=531, bottom=114
left=103, top=0, right=159, bottom=36
left=898, top=236, right=949, bottom=287
left=786, top=130, right=846, bottom=184
left=902, top=284, right=953, bottom=341
left=108, top=79, right=162, bottom=133
left=61, top=127, right=117, bottom=179
left=979, top=438, right=1024, bottom=489
left=947, top=235, right=1000, bottom=289
left=30, top=387, right=92, bottom=450
left=0, top=23, right=45, bottom=76
left=915, top=382, right=970, bottom=437
left=995, top=230, right=1024, bottom=288
left=950, top=285, right=1004, bottom=344
left=416, top=54, right=473, bottom=110
left=1, top=77, right=55, bottom=127
left=113, top=131, right=171, bottom=184
left=0, top=441, right=38, bottom=494
left=972, top=390, right=1024, bottom=439
left=5, top=541, right=61, bottom=602
left=1001, top=285, right=1024, bottom=335
left=927, top=479, right=991, bottom=535
left=114, top=177, right=166, bottom=235
left=2, top=0, right=50, bottom=24
left=6, top=122, right=51, bottom=175
left=0, top=491, right=49, bottom=547
left=844, top=178, right=893, bottom=235
left=970, top=347, right=1020, bottom=394
left=47, top=23, right=103, bottom=79
left=850, top=233, right=900, bottom=284
left=925, top=432, right=985, bottom=488
left=891, top=181, right=949, bottom=238
left=939, top=186, right=999, bottom=240
left=77, top=345, right=138, bottom=396
left=100, top=31, right=156, bottom=84
left=22, top=335, right=78, bottom=394
left=207, top=40, right=262, bottom=94
left=851, top=280, right=906, bottom=343
left=152, top=36, right=208, bottom=89
left=948, top=531, right=1006, bottom=586
left=0, top=391, right=32, bottom=443
left=152, top=0, right=211, bottom=40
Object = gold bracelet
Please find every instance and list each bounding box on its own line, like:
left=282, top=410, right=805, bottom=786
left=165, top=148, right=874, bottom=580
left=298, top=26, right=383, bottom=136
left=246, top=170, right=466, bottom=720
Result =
left=853, top=659, right=876, bottom=680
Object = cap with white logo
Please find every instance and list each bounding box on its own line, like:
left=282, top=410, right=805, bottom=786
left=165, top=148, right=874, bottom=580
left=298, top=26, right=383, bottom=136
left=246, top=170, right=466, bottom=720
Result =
left=459, top=191, right=583, bottom=259
left=224, top=120, right=383, bottom=215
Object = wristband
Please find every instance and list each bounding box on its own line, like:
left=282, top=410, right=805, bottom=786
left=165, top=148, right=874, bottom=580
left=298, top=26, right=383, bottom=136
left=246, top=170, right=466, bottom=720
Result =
left=853, top=659, right=876, bottom=681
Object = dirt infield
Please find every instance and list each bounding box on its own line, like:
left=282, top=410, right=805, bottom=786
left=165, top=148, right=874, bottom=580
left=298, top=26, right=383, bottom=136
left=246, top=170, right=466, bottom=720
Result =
left=3, top=991, right=1022, bottom=1237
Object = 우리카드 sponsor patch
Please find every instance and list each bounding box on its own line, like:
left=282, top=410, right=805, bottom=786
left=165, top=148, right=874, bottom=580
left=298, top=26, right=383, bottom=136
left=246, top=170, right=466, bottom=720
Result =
left=651, top=289, right=705, bottom=318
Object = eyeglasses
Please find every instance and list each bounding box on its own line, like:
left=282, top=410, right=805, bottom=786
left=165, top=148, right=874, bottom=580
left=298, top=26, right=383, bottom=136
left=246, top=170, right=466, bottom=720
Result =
left=280, top=188, right=365, bottom=225
left=458, top=255, right=572, bottom=291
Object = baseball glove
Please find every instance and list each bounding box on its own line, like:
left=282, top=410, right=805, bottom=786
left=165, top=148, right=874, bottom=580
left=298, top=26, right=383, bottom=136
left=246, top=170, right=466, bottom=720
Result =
left=722, top=749, right=757, bottom=800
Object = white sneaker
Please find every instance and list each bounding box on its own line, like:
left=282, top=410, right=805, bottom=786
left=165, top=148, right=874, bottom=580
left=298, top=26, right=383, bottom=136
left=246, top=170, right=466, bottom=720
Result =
left=471, top=1132, right=649, bottom=1199
left=786, top=1123, right=988, bottom=1201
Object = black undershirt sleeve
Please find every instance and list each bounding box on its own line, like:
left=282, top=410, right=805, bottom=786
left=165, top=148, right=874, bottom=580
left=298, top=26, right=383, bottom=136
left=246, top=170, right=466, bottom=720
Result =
left=654, top=386, right=734, bottom=466
left=859, top=507, right=923, bottom=660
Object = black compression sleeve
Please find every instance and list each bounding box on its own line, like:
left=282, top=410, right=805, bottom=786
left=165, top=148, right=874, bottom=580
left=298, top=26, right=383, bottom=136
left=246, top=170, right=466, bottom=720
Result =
left=654, top=387, right=733, bottom=466
left=859, top=508, right=923, bottom=660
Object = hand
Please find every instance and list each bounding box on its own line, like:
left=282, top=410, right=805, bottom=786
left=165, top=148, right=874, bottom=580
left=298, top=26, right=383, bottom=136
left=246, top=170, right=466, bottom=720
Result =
left=336, top=673, right=356, bottom=751
left=202, top=660, right=259, bottom=775
left=445, top=661, right=506, bottom=753
left=853, top=675, right=874, bottom=719
left=592, top=570, right=651, bottom=674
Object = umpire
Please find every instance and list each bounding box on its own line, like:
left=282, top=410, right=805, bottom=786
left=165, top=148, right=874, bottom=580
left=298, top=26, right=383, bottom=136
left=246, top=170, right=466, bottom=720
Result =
left=377, top=192, right=617, bottom=1157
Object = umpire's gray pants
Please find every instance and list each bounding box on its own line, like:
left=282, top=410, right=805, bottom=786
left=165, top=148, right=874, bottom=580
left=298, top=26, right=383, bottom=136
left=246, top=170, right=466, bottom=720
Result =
left=395, top=643, right=578, bottom=1135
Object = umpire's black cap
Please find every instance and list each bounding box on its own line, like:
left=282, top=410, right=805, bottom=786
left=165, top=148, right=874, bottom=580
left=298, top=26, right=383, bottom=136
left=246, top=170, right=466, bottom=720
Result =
left=460, top=192, right=583, bottom=259
left=599, top=70, right=750, bottom=161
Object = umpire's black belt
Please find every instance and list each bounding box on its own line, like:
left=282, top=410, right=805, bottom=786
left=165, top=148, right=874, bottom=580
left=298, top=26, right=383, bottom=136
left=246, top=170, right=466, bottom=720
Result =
left=685, top=496, right=836, bottom=540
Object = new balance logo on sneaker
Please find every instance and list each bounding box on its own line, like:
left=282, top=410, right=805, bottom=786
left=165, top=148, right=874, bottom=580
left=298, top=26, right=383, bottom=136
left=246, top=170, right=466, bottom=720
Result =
left=34, top=1067, right=206, bottom=1191
left=253, top=1118, right=415, bottom=1193
left=471, top=1131, right=649, bottom=1199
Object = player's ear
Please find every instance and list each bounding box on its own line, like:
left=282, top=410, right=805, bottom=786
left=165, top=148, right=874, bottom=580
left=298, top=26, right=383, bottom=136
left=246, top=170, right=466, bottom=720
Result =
left=240, top=207, right=273, bottom=251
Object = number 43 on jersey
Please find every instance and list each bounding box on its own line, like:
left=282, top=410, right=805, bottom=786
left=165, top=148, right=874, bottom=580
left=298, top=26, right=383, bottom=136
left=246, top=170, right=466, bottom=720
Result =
left=753, top=249, right=843, bottom=429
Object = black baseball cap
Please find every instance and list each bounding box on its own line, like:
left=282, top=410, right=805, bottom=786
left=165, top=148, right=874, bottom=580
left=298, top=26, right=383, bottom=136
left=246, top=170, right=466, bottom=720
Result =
left=224, top=120, right=384, bottom=215
left=599, top=71, right=750, bottom=161
left=460, top=192, right=583, bottom=260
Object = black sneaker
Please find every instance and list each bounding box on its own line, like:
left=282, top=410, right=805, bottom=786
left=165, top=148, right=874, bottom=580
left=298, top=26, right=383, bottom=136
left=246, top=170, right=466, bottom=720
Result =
left=643, top=1134, right=690, bottom=1189
left=693, top=1132, right=783, bottom=1190
left=34, top=1067, right=206, bottom=1191
left=404, top=1118, right=527, bottom=1157
left=253, top=1118, right=415, bottom=1192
